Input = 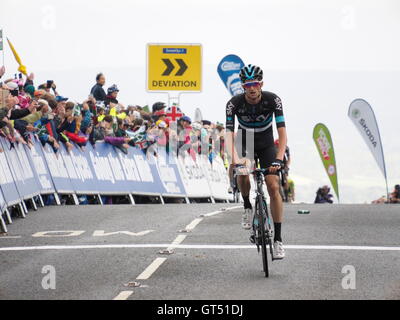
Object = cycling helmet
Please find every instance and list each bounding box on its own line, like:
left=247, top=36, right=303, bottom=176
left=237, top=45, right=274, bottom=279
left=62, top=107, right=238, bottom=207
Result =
left=239, top=64, right=263, bottom=83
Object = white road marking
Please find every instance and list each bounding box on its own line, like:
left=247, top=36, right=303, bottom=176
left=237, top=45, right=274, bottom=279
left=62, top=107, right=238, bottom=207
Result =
left=113, top=291, right=133, bottom=300
left=1, top=244, right=400, bottom=252
left=32, top=231, right=85, bottom=238
left=0, top=236, right=22, bottom=239
left=166, top=235, right=187, bottom=251
left=136, top=258, right=167, bottom=280
left=201, top=206, right=242, bottom=217
left=93, top=230, right=154, bottom=237
left=184, top=218, right=203, bottom=231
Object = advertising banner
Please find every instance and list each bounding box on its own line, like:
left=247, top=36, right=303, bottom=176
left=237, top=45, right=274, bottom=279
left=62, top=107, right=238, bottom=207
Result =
left=0, top=138, right=21, bottom=206
left=348, top=99, right=389, bottom=195
left=200, top=155, right=230, bottom=200
left=313, top=123, right=340, bottom=202
left=1, top=139, right=39, bottom=199
left=177, top=154, right=211, bottom=198
left=217, top=54, right=245, bottom=96
left=24, top=137, right=55, bottom=194
left=0, top=187, right=5, bottom=212
left=117, top=145, right=165, bottom=195
left=151, top=147, right=186, bottom=197
left=41, top=143, right=75, bottom=194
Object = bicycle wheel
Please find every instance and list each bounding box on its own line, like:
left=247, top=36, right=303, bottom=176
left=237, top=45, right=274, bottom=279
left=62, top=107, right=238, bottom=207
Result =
left=258, top=195, right=269, bottom=277
left=263, top=199, right=275, bottom=260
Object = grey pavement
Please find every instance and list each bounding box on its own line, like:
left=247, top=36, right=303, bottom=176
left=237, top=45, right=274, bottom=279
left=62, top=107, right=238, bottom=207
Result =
left=0, top=203, right=399, bottom=300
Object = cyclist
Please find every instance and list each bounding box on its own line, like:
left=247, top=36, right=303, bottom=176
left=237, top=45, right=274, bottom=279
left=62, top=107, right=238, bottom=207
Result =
left=287, top=177, right=295, bottom=203
left=225, top=64, right=287, bottom=259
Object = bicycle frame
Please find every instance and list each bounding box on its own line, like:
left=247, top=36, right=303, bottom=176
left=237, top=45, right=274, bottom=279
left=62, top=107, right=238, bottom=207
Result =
left=252, top=168, right=275, bottom=277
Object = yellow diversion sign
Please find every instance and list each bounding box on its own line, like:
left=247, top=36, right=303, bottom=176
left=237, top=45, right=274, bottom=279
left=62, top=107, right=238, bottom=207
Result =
left=147, top=44, right=202, bottom=92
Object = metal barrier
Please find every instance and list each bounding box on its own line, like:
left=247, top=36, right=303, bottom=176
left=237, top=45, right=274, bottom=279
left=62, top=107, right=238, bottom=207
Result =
left=0, top=136, right=231, bottom=232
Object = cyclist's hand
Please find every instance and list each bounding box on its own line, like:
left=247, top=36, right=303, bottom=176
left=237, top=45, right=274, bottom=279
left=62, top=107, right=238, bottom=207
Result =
left=269, top=159, right=283, bottom=174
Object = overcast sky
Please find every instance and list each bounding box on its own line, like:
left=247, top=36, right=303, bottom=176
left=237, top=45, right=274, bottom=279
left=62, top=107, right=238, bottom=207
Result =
left=1, top=0, right=399, bottom=203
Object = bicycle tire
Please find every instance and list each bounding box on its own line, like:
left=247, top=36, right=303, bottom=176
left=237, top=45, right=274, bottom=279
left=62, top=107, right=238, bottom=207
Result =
left=263, top=199, right=275, bottom=260
left=258, top=195, right=269, bottom=277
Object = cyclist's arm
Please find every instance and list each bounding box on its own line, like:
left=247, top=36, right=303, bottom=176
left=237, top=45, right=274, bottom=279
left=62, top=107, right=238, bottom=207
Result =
left=273, top=95, right=287, bottom=161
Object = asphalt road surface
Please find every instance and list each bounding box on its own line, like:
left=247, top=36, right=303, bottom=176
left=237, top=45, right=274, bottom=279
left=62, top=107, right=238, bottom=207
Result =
left=0, top=203, right=399, bottom=300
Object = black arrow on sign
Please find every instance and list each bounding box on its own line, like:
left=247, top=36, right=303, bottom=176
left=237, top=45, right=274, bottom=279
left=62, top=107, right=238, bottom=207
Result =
left=162, top=59, right=175, bottom=76
left=175, top=59, right=188, bottom=76
left=161, top=59, right=188, bottom=76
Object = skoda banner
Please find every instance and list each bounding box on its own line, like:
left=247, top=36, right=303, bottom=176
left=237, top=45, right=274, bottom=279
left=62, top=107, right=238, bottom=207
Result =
left=217, top=54, right=245, bottom=96
left=348, top=99, right=389, bottom=195
left=313, top=123, right=340, bottom=202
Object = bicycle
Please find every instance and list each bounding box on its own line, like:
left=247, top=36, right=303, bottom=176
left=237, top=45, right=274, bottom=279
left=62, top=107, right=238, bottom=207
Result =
left=278, top=167, right=288, bottom=203
left=252, top=166, right=276, bottom=278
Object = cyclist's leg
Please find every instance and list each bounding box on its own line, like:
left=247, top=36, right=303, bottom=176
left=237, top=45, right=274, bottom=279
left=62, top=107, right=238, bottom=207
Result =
left=235, top=135, right=252, bottom=209
left=235, top=137, right=253, bottom=229
left=237, top=175, right=251, bottom=204
left=255, top=146, right=283, bottom=223
left=265, top=175, right=283, bottom=224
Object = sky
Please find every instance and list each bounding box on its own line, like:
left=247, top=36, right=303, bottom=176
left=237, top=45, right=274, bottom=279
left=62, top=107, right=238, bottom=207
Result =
left=1, top=0, right=399, bottom=203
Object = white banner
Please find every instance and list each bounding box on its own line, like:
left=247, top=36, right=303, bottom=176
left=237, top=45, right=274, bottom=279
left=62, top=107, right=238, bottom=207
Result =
left=348, top=99, right=388, bottom=181
left=177, top=154, right=211, bottom=198
left=200, top=155, right=230, bottom=200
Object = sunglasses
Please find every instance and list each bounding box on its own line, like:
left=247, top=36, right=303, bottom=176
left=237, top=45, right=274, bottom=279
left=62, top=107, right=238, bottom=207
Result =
left=242, top=81, right=262, bottom=88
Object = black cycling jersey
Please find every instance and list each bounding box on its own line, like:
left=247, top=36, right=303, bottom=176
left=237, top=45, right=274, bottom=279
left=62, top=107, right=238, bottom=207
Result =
left=226, top=91, right=286, bottom=150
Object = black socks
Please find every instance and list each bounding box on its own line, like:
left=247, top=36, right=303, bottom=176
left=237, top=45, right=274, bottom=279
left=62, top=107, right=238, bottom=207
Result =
left=274, top=223, right=282, bottom=242
left=243, top=196, right=252, bottom=210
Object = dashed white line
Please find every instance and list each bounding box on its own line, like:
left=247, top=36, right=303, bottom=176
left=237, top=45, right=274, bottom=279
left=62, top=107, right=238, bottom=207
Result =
left=166, top=234, right=187, bottom=251
left=0, top=236, right=22, bottom=239
left=113, top=291, right=133, bottom=300
left=201, top=206, right=242, bottom=217
left=136, top=258, right=167, bottom=280
left=184, top=218, right=204, bottom=232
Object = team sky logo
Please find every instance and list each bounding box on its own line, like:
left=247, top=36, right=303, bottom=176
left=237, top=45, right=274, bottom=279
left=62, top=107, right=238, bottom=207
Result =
left=226, top=102, right=234, bottom=116
left=241, top=114, right=270, bottom=123
left=274, top=97, right=283, bottom=111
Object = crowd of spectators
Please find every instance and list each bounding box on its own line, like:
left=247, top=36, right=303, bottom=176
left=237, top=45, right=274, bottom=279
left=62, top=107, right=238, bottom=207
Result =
left=372, top=185, right=400, bottom=204
left=0, top=70, right=227, bottom=164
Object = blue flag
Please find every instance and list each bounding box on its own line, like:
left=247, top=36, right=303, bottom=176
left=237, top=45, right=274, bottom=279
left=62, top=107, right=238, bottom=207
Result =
left=217, top=54, right=245, bottom=96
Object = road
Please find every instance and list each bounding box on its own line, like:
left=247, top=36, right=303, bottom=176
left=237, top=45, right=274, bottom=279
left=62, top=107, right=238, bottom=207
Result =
left=0, top=203, right=399, bottom=300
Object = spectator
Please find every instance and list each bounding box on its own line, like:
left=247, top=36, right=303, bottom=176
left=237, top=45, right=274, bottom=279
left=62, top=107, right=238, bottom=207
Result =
left=372, top=196, right=387, bottom=204
left=389, top=185, right=400, bottom=204
left=105, top=84, right=120, bottom=108
left=152, top=101, right=167, bottom=114
left=90, top=73, right=106, bottom=102
left=314, top=185, right=333, bottom=204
